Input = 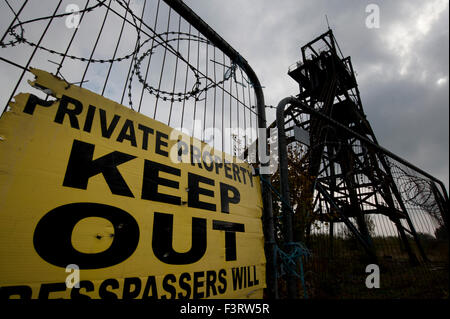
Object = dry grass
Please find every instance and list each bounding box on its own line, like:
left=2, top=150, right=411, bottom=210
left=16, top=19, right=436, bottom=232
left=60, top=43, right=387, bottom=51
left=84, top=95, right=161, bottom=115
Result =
left=276, top=237, right=449, bottom=299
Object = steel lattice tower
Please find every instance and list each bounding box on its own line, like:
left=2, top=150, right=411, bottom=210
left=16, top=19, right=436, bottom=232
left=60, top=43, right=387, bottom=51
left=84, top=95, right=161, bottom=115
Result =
left=284, top=29, right=430, bottom=264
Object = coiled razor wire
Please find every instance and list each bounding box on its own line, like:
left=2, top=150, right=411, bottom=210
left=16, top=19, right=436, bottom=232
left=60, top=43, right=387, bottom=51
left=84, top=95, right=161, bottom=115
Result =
left=1, top=0, right=251, bottom=109
left=390, top=161, right=441, bottom=217
left=2, top=1, right=111, bottom=55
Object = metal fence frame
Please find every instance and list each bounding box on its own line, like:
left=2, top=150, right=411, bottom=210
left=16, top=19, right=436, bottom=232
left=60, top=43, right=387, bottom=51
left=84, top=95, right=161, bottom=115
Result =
left=275, top=90, right=449, bottom=299
left=0, top=0, right=278, bottom=298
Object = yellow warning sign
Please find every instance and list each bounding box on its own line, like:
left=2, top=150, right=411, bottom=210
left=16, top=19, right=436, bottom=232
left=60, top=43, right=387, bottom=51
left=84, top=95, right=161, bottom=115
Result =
left=0, top=68, right=265, bottom=299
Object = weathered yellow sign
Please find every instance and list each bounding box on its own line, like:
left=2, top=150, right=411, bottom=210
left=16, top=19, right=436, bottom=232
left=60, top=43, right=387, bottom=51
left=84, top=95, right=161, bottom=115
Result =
left=0, top=68, right=265, bottom=299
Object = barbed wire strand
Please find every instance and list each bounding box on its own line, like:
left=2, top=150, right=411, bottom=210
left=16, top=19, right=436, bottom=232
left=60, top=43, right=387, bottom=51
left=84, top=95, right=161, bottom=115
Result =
left=2, top=0, right=64, bottom=115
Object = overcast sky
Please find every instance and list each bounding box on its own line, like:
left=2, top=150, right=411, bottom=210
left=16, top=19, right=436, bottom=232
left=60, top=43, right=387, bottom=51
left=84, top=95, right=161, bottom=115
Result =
left=184, top=0, right=449, bottom=189
left=0, top=0, right=448, bottom=191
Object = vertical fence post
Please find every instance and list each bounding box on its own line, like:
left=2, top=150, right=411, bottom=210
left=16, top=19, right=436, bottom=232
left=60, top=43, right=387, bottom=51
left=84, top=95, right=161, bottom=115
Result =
left=253, top=75, right=278, bottom=299
left=276, top=96, right=298, bottom=298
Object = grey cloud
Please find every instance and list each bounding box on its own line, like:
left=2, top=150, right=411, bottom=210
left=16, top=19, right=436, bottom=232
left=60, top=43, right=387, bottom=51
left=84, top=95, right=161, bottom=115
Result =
left=184, top=0, right=449, bottom=188
left=1, top=0, right=447, bottom=189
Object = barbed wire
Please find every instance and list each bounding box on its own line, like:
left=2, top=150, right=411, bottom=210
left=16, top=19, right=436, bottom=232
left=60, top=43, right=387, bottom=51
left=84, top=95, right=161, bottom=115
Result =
left=0, top=0, right=252, bottom=108
left=390, top=161, right=440, bottom=216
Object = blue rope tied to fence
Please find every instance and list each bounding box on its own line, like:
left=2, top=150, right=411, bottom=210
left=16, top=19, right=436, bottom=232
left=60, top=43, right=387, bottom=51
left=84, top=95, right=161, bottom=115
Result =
left=276, top=242, right=311, bottom=299
left=257, top=168, right=311, bottom=298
